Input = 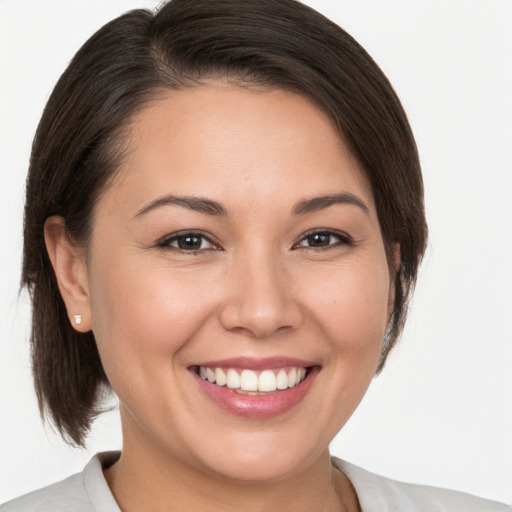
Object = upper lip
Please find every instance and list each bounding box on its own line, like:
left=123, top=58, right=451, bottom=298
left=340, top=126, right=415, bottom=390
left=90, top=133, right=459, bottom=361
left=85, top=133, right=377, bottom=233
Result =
left=192, top=356, right=318, bottom=370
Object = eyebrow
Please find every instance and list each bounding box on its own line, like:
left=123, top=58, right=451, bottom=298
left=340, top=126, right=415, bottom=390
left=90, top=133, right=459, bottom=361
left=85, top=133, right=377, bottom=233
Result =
left=134, top=195, right=228, bottom=218
left=292, top=193, right=369, bottom=215
left=134, top=191, right=369, bottom=219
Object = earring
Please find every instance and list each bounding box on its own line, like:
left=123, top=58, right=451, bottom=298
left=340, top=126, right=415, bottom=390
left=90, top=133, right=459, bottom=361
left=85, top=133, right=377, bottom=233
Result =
left=74, top=314, right=82, bottom=325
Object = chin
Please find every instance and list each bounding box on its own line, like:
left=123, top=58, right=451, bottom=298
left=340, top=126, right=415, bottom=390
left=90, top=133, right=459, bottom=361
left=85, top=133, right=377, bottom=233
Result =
left=190, top=429, right=326, bottom=484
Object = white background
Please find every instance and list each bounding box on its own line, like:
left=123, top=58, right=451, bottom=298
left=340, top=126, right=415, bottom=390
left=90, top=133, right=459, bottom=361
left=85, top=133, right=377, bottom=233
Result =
left=1, top=0, right=511, bottom=505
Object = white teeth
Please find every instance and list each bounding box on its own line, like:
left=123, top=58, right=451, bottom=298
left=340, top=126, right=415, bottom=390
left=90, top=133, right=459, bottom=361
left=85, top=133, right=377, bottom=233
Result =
left=258, top=370, right=277, bottom=392
left=206, top=367, right=216, bottom=383
left=226, top=369, right=241, bottom=389
left=287, top=367, right=297, bottom=388
left=198, top=365, right=308, bottom=392
left=215, top=368, right=227, bottom=386
left=276, top=369, right=288, bottom=390
left=240, top=369, right=258, bottom=391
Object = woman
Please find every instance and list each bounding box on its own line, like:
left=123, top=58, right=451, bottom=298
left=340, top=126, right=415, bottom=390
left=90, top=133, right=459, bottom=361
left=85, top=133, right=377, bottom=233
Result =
left=1, top=0, right=510, bottom=510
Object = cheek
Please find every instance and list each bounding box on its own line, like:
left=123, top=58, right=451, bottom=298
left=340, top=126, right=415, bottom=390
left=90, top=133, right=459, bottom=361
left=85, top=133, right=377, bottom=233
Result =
left=300, top=256, right=391, bottom=354
left=87, top=256, right=219, bottom=387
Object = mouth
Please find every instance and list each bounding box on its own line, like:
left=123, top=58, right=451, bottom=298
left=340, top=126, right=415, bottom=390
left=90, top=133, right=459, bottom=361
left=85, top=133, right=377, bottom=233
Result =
left=189, top=358, right=320, bottom=418
left=193, top=365, right=309, bottom=394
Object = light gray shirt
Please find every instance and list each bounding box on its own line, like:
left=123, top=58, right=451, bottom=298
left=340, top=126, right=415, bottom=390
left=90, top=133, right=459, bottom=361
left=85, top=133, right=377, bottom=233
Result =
left=1, top=452, right=509, bottom=511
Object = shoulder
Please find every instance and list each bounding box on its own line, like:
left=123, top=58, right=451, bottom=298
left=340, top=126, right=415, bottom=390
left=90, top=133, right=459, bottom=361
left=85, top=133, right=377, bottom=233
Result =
left=332, top=457, right=511, bottom=512
left=0, top=472, right=88, bottom=512
left=0, top=452, right=121, bottom=512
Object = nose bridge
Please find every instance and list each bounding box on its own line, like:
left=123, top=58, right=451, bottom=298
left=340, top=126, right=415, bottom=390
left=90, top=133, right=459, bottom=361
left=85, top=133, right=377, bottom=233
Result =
left=219, top=244, right=300, bottom=338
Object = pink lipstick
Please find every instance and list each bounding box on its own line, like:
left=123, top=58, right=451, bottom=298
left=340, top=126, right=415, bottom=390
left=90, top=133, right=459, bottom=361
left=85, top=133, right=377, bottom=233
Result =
left=190, top=357, right=319, bottom=419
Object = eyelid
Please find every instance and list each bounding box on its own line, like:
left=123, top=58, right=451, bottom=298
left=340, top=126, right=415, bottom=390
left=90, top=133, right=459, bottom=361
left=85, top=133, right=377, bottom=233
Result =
left=156, top=230, right=221, bottom=251
left=293, top=228, right=354, bottom=249
left=155, top=228, right=352, bottom=252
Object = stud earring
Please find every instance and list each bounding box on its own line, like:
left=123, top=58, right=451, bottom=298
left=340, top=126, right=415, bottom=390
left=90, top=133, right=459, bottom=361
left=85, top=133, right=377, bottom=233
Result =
left=74, top=314, right=82, bottom=325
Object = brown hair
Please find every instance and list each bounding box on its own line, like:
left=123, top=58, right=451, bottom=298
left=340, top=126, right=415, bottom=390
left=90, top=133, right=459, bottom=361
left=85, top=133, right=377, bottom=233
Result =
left=22, top=0, right=427, bottom=446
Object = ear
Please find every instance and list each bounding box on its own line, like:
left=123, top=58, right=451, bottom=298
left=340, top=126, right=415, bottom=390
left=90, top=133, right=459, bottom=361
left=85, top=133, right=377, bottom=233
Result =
left=44, top=216, right=92, bottom=332
left=387, top=243, right=401, bottom=316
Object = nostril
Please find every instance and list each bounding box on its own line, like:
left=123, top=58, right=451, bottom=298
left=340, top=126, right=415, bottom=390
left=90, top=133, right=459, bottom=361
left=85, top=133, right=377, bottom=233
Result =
left=219, top=300, right=302, bottom=340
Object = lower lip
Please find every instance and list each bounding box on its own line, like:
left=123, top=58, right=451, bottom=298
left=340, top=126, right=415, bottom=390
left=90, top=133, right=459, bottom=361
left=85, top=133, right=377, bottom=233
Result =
left=192, top=367, right=319, bottom=419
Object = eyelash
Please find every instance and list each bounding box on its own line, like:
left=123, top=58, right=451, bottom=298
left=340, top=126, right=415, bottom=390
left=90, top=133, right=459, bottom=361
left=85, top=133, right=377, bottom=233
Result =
left=293, top=229, right=354, bottom=250
left=156, top=229, right=353, bottom=253
left=156, top=231, right=219, bottom=253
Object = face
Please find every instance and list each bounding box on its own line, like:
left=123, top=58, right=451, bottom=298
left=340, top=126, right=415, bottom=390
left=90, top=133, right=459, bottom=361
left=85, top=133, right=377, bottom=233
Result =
left=81, top=84, right=394, bottom=482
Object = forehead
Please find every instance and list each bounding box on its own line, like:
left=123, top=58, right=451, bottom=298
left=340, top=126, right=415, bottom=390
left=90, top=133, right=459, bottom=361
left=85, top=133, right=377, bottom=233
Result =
left=103, top=84, right=374, bottom=215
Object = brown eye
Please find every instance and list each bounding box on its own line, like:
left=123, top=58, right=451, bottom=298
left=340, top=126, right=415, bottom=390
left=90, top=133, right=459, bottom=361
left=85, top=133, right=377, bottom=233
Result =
left=295, top=230, right=353, bottom=249
left=158, top=232, right=217, bottom=252
left=306, top=233, right=332, bottom=247
left=177, top=235, right=204, bottom=250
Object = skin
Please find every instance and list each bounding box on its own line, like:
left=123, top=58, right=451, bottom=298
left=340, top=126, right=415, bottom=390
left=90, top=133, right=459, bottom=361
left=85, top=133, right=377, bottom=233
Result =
left=45, top=84, right=397, bottom=511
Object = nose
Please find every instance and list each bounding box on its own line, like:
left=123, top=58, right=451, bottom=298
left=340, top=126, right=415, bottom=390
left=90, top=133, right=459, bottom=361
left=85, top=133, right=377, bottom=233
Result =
left=219, top=250, right=303, bottom=339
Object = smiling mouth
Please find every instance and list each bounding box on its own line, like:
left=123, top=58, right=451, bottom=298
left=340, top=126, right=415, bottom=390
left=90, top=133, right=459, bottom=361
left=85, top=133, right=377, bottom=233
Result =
left=191, top=361, right=319, bottom=418
left=193, top=366, right=311, bottom=394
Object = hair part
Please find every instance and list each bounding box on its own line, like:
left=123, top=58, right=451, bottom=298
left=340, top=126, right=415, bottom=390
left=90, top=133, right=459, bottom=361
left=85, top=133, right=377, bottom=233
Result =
left=22, top=0, right=427, bottom=446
